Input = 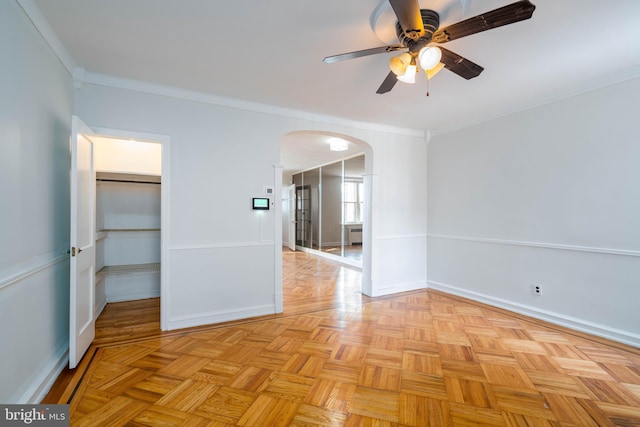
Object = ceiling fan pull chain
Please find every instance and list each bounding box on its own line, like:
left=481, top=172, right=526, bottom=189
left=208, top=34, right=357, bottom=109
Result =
left=426, top=74, right=430, bottom=97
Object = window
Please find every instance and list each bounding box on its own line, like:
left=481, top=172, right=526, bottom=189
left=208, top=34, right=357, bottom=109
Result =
left=343, top=180, right=364, bottom=223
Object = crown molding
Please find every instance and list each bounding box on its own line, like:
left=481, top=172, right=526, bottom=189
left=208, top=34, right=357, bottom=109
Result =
left=432, top=64, right=640, bottom=137
left=82, top=71, right=426, bottom=139
left=16, top=0, right=425, bottom=139
left=15, top=0, right=76, bottom=75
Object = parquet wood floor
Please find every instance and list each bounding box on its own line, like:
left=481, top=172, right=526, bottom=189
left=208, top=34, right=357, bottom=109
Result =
left=44, top=250, right=640, bottom=426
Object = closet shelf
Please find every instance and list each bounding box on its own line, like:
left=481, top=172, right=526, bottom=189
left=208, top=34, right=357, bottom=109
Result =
left=96, top=263, right=160, bottom=279
left=96, top=171, right=161, bottom=184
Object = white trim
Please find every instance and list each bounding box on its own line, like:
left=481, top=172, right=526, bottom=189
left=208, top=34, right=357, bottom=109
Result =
left=19, top=0, right=639, bottom=142
left=274, top=291, right=284, bottom=314
left=427, top=280, right=640, bottom=348
left=273, top=165, right=284, bottom=314
left=94, top=295, right=107, bottom=318
left=361, top=173, right=374, bottom=296
left=168, top=304, right=276, bottom=330
left=107, top=290, right=161, bottom=303
left=171, top=242, right=275, bottom=251
left=15, top=0, right=76, bottom=75
left=377, top=233, right=428, bottom=241
left=92, top=127, right=171, bottom=145
left=15, top=344, right=69, bottom=404
left=427, top=233, right=640, bottom=258
left=432, top=65, right=640, bottom=137
left=0, top=251, right=69, bottom=290
left=297, top=246, right=363, bottom=269
left=374, top=280, right=427, bottom=297
left=83, top=71, right=425, bottom=138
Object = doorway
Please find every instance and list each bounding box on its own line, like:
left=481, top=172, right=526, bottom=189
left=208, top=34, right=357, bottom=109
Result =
left=280, top=130, right=374, bottom=309
left=93, top=136, right=162, bottom=322
left=92, top=125, right=171, bottom=331
left=93, top=127, right=170, bottom=338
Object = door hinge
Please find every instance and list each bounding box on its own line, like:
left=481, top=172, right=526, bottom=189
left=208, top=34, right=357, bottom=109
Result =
left=71, top=247, right=76, bottom=257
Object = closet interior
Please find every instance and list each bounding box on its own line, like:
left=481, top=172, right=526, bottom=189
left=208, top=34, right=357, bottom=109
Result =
left=93, top=137, right=162, bottom=318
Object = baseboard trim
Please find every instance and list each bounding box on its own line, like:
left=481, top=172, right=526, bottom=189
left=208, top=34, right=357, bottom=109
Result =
left=167, top=304, right=276, bottom=331
left=427, top=280, right=640, bottom=350
left=16, top=344, right=68, bottom=403
left=374, top=281, right=427, bottom=297
left=107, top=291, right=160, bottom=303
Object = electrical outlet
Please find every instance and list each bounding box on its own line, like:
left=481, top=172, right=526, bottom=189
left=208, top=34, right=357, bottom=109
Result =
left=533, top=284, right=542, bottom=295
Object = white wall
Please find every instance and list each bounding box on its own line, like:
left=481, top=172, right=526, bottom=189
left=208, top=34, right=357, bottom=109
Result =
left=94, top=137, right=162, bottom=175
left=371, top=136, right=428, bottom=295
left=75, top=80, right=428, bottom=328
left=0, top=1, right=74, bottom=402
left=427, top=77, right=640, bottom=346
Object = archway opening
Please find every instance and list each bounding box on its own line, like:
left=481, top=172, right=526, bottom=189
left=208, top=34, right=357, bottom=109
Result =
left=279, top=130, right=374, bottom=302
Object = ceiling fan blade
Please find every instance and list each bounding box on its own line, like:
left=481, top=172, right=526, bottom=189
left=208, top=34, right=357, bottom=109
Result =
left=323, top=45, right=404, bottom=64
left=432, top=0, right=536, bottom=43
left=376, top=71, right=399, bottom=94
left=439, top=47, right=484, bottom=80
left=389, top=0, right=424, bottom=40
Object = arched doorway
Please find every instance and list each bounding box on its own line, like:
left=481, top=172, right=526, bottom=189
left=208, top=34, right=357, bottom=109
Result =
left=279, top=130, right=374, bottom=299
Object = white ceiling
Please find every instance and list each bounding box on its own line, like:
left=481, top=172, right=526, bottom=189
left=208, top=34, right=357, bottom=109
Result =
left=33, top=0, right=640, bottom=172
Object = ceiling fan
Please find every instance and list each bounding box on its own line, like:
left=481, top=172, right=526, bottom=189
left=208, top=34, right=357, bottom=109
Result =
left=323, top=0, right=536, bottom=94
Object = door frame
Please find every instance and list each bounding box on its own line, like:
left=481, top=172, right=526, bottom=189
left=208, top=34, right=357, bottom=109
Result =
left=93, top=126, right=171, bottom=330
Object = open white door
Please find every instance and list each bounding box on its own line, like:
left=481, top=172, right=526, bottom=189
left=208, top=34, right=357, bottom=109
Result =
left=69, top=116, right=97, bottom=369
left=287, top=184, right=296, bottom=251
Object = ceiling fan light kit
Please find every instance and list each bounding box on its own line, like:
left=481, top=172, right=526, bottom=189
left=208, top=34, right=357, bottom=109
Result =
left=389, top=52, right=412, bottom=76
left=323, top=0, right=536, bottom=94
left=397, top=64, right=417, bottom=84
left=418, top=46, right=442, bottom=71
left=425, top=62, right=445, bottom=80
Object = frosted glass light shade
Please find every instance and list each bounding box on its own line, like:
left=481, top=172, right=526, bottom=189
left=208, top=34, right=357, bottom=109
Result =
left=389, top=52, right=412, bottom=76
left=397, top=64, right=417, bottom=84
left=425, top=62, right=445, bottom=80
left=419, top=46, right=442, bottom=70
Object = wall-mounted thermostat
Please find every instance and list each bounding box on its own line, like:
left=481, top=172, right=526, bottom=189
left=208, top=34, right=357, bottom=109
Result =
left=252, top=197, right=269, bottom=210
left=264, top=186, right=274, bottom=196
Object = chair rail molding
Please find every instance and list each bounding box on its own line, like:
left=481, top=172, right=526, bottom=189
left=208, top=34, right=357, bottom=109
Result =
left=0, top=250, right=69, bottom=291
left=427, top=233, right=640, bottom=258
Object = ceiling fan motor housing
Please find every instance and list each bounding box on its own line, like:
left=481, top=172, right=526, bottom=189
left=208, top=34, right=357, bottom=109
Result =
left=396, top=9, right=440, bottom=52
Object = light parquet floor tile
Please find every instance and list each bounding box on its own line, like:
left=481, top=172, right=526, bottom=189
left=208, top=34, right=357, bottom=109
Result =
left=44, top=250, right=640, bottom=425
